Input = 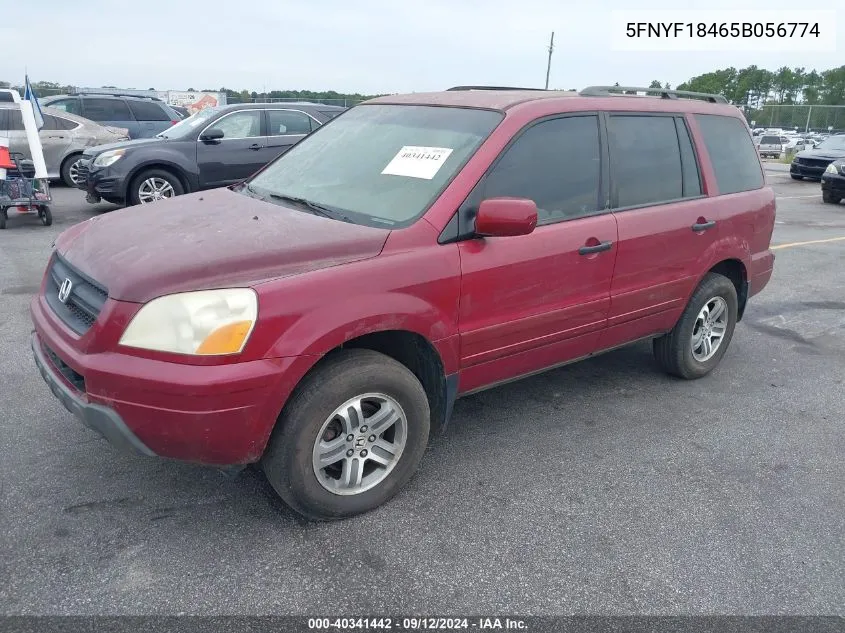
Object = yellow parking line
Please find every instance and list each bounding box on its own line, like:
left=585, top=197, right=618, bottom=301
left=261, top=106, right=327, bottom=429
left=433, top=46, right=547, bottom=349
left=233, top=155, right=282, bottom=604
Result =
left=772, top=236, right=845, bottom=250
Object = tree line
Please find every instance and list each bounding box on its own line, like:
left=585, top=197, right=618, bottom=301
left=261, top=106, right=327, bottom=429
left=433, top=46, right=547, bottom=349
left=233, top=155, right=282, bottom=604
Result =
left=5, top=65, right=845, bottom=113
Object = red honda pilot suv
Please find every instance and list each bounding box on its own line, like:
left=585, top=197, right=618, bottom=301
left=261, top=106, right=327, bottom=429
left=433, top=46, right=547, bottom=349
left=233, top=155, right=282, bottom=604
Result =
left=30, top=86, right=776, bottom=520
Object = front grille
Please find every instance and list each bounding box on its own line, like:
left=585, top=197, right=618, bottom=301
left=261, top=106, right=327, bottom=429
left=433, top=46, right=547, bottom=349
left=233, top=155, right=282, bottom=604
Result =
left=797, top=158, right=832, bottom=169
left=75, top=160, right=90, bottom=190
left=44, top=254, right=109, bottom=335
left=43, top=343, right=86, bottom=393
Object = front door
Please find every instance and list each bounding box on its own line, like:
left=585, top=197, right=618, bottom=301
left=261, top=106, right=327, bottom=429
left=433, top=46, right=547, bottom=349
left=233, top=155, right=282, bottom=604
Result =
left=600, top=113, right=718, bottom=350
left=196, top=109, right=266, bottom=188
left=455, top=114, right=619, bottom=393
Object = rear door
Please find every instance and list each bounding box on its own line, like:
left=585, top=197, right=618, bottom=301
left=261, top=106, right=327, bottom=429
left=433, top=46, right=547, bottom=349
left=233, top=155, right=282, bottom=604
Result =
left=456, top=114, right=618, bottom=392
left=81, top=98, right=139, bottom=138
left=196, top=109, right=265, bottom=188
left=127, top=99, right=173, bottom=137
left=38, top=114, right=75, bottom=176
left=600, top=112, right=716, bottom=350
left=263, top=108, right=317, bottom=160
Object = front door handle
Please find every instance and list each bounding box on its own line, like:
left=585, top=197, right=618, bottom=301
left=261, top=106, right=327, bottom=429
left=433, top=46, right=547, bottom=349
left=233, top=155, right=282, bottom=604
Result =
left=248, top=143, right=262, bottom=150
left=692, top=220, right=716, bottom=232
left=578, top=240, right=613, bottom=255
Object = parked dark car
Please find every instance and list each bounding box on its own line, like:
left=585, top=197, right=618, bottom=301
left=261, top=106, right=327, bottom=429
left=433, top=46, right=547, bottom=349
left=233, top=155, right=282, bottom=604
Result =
left=171, top=105, right=190, bottom=119
left=39, top=93, right=182, bottom=139
left=790, top=134, right=845, bottom=180
left=31, top=86, right=775, bottom=520
left=76, top=102, right=346, bottom=205
left=820, top=159, right=845, bottom=203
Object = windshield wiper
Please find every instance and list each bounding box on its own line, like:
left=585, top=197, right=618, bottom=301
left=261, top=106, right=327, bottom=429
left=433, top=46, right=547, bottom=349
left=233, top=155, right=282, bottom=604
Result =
left=266, top=193, right=352, bottom=222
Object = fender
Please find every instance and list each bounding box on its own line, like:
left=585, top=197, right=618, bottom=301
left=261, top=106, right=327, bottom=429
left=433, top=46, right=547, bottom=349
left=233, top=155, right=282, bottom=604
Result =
left=121, top=155, right=198, bottom=199
left=264, top=291, right=460, bottom=374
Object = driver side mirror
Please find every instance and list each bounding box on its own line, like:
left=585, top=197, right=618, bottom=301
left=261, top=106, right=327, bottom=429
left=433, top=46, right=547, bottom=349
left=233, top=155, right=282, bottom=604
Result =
left=200, top=128, right=224, bottom=142
left=475, top=198, right=538, bottom=238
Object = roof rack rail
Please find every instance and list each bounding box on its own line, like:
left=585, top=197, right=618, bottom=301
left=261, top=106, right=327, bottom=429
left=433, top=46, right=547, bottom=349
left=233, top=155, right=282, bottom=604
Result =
left=447, top=85, right=547, bottom=92
left=73, top=90, right=163, bottom=101
left=579, top=85, right=727, bottom=104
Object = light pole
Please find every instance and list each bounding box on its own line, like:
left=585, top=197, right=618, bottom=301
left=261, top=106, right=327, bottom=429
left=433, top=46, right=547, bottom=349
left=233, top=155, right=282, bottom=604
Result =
left=544, top=32, right=555, bottom=90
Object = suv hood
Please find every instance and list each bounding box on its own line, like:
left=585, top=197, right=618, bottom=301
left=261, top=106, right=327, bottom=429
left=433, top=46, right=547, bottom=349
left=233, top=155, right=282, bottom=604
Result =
left=795, top=147, right=845, bottom=160
left=82, top=136, right=164, bottom=157
left=54, top=188, right=390, bottom=303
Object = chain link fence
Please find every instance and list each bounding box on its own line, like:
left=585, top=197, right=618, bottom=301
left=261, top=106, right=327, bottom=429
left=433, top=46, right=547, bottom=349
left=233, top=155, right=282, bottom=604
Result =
left=745, top=105, right=845, bottom=134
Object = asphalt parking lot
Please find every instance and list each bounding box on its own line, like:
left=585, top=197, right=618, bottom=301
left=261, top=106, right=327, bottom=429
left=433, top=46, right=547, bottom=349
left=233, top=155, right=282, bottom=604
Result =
left=1, top=167, right=843, bottom=616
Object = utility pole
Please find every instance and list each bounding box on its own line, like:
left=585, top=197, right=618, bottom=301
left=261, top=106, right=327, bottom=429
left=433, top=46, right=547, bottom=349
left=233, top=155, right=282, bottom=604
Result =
left=544, top=31, right=555, bottom=90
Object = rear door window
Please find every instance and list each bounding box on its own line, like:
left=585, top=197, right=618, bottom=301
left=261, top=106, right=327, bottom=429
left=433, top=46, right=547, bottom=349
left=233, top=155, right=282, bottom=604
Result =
left=266, top=109, right=315, bottom=135
left=128, top=100, right=170, bottom=121
left=695, top=114, right=765, bottom=195
left=607, top=114, right=693, bottom=208
left=82, top=98, right=133, bottom=122
left=47, top=98, right=82, bottom=115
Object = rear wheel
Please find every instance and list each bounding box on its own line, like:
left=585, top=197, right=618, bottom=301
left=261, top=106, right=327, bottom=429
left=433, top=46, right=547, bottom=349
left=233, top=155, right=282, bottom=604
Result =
left=129, top=168, right=184, bottom=205
left=262, top=349, right=430, bottom=521
left=60, top=154, right=85, bottom=187
left=653, top=273, right=738, bottom=380
left=822, top=190, right=841, bottom=204
left=0, top=208, right=6, bottom=229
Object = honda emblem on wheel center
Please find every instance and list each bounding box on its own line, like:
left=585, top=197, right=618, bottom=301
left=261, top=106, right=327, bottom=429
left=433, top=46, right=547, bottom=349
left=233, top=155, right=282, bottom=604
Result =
left=58, top=278, right=73, bottom=304
left=355, top=436, right=366, bottom=448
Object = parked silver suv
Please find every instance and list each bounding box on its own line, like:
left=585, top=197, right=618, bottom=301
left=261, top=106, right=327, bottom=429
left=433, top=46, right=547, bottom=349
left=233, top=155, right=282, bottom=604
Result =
left=757, top=135, right=783, bottom=159
left=0, top=104, right=129, bottom=186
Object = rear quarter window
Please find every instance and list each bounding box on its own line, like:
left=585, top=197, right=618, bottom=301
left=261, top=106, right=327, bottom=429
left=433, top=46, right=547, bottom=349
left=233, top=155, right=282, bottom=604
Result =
left=695, top=114, right=764, bottom=195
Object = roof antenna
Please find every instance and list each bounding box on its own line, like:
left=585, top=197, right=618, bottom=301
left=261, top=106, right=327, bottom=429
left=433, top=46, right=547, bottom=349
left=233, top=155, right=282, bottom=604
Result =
left=544, top=32, right=554, bottom=90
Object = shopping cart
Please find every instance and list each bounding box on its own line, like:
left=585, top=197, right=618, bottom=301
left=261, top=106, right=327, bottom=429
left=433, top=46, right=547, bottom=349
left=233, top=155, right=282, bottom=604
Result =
left=0, top=152, right=52, bottom=229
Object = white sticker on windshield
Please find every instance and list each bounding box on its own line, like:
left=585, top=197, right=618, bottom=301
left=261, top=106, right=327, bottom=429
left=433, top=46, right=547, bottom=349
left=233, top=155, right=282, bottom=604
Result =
left=381, top=146, right=454, bottom=180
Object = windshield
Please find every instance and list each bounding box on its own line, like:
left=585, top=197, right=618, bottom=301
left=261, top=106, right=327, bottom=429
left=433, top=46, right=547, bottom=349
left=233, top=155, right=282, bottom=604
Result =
left=246, top=104, right=503, bottom=227
left=157, top=106, right=223, bottom=138
left=816, top=135, right=845, bottom=150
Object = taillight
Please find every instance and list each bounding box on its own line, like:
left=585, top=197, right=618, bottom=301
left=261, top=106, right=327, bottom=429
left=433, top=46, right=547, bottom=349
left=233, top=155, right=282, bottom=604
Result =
left=170, top=120, right=178, bottom=125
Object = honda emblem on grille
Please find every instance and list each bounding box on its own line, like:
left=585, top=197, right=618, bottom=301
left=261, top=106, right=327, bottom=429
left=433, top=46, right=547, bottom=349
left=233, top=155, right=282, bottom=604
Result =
left=58, top=278, right=73, bottom=304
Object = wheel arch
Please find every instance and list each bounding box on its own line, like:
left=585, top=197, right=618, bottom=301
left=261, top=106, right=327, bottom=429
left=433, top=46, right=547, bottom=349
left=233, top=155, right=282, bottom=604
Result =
left=706, top=258, right=749, bottom=321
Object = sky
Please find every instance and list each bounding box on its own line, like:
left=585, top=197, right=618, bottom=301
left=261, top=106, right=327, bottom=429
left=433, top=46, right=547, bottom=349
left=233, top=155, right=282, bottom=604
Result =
left=0, top=0, right=840, bottom=95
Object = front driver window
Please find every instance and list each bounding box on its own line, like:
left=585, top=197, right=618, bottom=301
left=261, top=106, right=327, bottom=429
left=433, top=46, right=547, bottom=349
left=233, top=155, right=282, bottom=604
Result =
left=210, top=111, right=261, bottom=139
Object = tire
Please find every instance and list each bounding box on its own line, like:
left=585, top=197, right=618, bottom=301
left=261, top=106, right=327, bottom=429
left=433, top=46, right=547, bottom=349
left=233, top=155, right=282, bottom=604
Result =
left=60, top=154, right=84, bottom=188
left=128, top=168, right=184, bottom=206
left=653, top=273, right=738, bottom=380
left=40, top=205, right=52, bottom=226
left=0, top=208, right=6, bottom=230
left=822, top=190, right=841, bottom=204
left=791, top=175, right=803, bottom=180
left=262, top=349, right=430, bottom=521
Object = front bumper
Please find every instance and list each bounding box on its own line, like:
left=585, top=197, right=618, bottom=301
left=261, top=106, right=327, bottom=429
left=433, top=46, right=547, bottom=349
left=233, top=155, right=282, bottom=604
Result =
left=77, top=160, right=124, bottom=201
left=790, top=162, right=829, bottom=179
left=30, top=294, right=314, bottom=466
left=820, top=171, right=845, bottom=193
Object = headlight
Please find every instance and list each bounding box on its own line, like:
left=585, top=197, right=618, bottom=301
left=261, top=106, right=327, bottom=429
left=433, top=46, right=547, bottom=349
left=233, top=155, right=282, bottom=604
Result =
left=93, top=149, right=126, bottom=167
left=825, top=163, right=838, bottom=174
left=119, top=289, right=258, bottom=356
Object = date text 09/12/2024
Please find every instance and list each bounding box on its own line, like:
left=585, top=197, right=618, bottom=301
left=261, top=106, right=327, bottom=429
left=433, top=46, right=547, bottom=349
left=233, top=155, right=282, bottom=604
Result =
left=625, top=22, right=821, bottom=38
left=307, top=617, right=527, bottom=630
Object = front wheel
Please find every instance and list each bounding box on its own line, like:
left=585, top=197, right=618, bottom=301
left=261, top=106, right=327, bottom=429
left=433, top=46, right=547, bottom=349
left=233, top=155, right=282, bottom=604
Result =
left=129, top=169, right=184, bottom=205
left=262, top=349, right=430, bottom=521
left=791, top=175, right=803, bottom=181
left=822, top=190, right=841, bottom=204
left=653, top=273, right=738, bottom=379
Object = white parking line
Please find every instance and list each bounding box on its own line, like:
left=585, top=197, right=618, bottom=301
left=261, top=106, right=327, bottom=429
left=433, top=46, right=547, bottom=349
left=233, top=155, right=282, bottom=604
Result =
left=776, top=195, right=820, bottom=199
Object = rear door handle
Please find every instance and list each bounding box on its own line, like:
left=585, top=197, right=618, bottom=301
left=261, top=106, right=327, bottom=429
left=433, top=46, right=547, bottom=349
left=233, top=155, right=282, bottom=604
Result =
left=248, top=143, right=262, bottom=150
left=578, top=240, right=613, bottom=255
left=692, top=220, right=716, bottom=232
